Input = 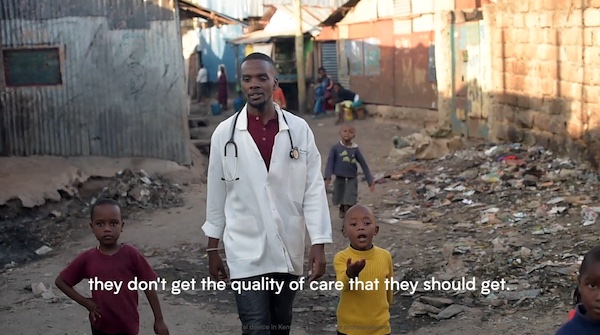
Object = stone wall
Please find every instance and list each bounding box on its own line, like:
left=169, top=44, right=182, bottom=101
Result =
left=484, top=0, right=600, bottom=166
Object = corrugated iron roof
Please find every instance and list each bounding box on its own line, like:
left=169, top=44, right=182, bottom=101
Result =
left=178, top=0, right=248, bottom=26
left=338, top=0, right=394, bottom=25
left=320, top=0, right=361, bottom=26
left=194, top=0, right=349, bottom=19
left=227, top=4, right=336, bottom=44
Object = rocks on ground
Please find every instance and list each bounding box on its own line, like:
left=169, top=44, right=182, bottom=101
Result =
left=0, top=169, right=185, bottom=270
left=376, top=138, right=598, bottom=322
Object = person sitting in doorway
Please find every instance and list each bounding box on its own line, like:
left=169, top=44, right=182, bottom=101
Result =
left=331, top=83, right=363, bottom=125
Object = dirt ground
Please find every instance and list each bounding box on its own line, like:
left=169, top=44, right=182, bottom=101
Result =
left=0, top=112, right=569, bottom=334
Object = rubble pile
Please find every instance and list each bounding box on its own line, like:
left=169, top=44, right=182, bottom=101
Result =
left=376, top=142, right=599, bottom=319
left=95, top=169, right=184, bottom=210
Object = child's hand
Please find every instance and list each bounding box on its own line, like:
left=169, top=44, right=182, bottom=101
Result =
left=84, top=298, right=101, bottom=321
left=346, top=258, right=366, bottom=278
left=369, top=183, right=375, bottom=192
left=154, top=319, right=169, bottom=335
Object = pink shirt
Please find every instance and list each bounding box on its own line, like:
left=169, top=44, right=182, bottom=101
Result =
left=59, top=244, right=157, bottom=334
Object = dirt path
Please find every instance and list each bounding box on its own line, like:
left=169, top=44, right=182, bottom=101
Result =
left=0, top=114, right=567, bottom=334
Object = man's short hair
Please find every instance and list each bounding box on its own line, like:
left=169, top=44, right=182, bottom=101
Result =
left=242, top=53, right=275, bottom=67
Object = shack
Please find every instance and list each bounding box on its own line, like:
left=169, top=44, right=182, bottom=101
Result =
left=227, top=4, right=337, bottom=111
left=0, top=0, right=237, bottom=164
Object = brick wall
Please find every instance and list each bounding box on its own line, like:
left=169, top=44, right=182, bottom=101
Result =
left=485, top=0, right=600, bottom=166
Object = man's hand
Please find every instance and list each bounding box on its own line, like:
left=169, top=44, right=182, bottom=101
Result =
left=208, top=252, right=229, bottom=282
left=346, top=258, right=366, bottom=278
left=308, top=244, right=326, bottom=281
left=154, top=319, right=169, bottom=335
left=369, top=183, right=375, bottom=193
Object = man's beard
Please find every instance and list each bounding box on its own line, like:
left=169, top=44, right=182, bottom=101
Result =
left=247, top=100, right=268, bottom=111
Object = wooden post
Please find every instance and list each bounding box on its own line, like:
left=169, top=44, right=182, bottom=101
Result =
left=294, top=0, right=306, bottom=114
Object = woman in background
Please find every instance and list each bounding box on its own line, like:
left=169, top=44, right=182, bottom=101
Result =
left=217, top=64, right=228, bottom=111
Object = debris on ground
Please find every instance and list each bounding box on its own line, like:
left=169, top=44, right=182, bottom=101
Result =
left=377, top=142, right=597, bottom=320
left=29, top=282, right=59, bottom=302
left=0, top=169, right=185, bottom=269
left=391, top=130, right=465, bottom=161
left=94, top=169, right=184, bottom=209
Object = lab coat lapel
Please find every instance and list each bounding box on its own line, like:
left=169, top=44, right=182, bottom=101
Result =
left=269, top=106, right=291, bottom=174
left=236, top=106, right=266, bottom=171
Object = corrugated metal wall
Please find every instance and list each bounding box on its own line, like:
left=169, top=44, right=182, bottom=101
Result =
left=320, top=41, right=338, bottom=83
left=195, top=0, right=349, bottom=20
left=393, top=0, right=411, bottom=35
left=337, top=40, right=351, bottom=88
left=0, top=0, right=191, bottom=164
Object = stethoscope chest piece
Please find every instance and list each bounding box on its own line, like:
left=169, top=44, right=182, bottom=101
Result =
left=290, top=147, right=299, bottom=159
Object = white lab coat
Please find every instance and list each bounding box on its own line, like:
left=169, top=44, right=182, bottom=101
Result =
left=202, top=105, right=333, bottom=280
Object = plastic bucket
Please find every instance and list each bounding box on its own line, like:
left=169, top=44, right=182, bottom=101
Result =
left=211, top=103, right=222, bottom=116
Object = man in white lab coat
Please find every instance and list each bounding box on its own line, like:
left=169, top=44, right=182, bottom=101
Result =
left=202, top=52, right=333, bottom=334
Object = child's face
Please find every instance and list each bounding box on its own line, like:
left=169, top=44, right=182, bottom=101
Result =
left=90, top=204, right=123, bottom=246
left=340, top=126, right=355, bottom=142
left=580, top=264, right=600, bottom=320
left=342, top=206, right=378, bottom=251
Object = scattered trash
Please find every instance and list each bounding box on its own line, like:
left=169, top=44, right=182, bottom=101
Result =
left=95, top=169, right=184, bottom=210
left=378, top=141, right=600, bottom=320
left=34, top=246, right=52, bottom=256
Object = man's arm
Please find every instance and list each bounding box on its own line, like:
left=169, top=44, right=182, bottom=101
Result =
left=303, top=126, right=333, bottom=245
left=202, top=127, right=227, bottom=240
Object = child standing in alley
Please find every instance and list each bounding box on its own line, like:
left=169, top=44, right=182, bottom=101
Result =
left=334, top=204, right=393, bottom=335
left=55, top=198, right=169, bottom=335
left=325, top=123, right=375, bottom=218
left=555, top=245, right=600, bottom=334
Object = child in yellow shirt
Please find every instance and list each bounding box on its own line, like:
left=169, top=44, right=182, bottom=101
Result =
left=334, top=204, right=393, bottom=335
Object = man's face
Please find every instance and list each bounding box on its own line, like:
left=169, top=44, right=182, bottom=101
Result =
left=241, top=59, right=277, bottom=110
left=318, top=69, right=325, bottom=78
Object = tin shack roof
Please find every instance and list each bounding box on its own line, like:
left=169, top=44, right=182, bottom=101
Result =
left=227, top=4, right=335, bottom=44
left=320, top=0, right=361, bottom=26
left=178, top=0, right=248, bottom=26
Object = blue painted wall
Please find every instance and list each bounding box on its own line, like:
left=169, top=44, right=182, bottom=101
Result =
left=200, top=25, right=245, bottom=83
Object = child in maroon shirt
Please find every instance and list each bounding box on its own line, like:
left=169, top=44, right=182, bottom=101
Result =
left=55, top=198, right=169, bottom=335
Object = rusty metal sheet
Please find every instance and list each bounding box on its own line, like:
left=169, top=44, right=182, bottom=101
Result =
left=0, top=1, right=191, bottom=164
left=0, top=0, right=173, bottom=21
left=345, top=20, right=395, bottom=105
left=393, top=31, right=437, bottom=109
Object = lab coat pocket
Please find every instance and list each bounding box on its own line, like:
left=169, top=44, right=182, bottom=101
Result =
left=284, top=215, right=306, bottom=259
left=223, top=216, right=263, bottom=261
left=287, top=154, right=307, bottom=204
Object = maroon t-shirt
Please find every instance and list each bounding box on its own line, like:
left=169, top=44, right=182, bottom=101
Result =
left=247, top=113, right=279, bottom=170
left=59, top=244, right=158, bottom=335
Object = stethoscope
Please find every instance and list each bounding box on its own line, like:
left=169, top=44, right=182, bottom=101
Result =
left=222, top=110, right=299, bottom=181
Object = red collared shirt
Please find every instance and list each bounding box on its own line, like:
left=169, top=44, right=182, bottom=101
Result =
left=247, top=112, right=279, bottom=170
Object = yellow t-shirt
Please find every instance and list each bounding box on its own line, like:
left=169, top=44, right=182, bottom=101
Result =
left=334, top=245, right=393, bottom=335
